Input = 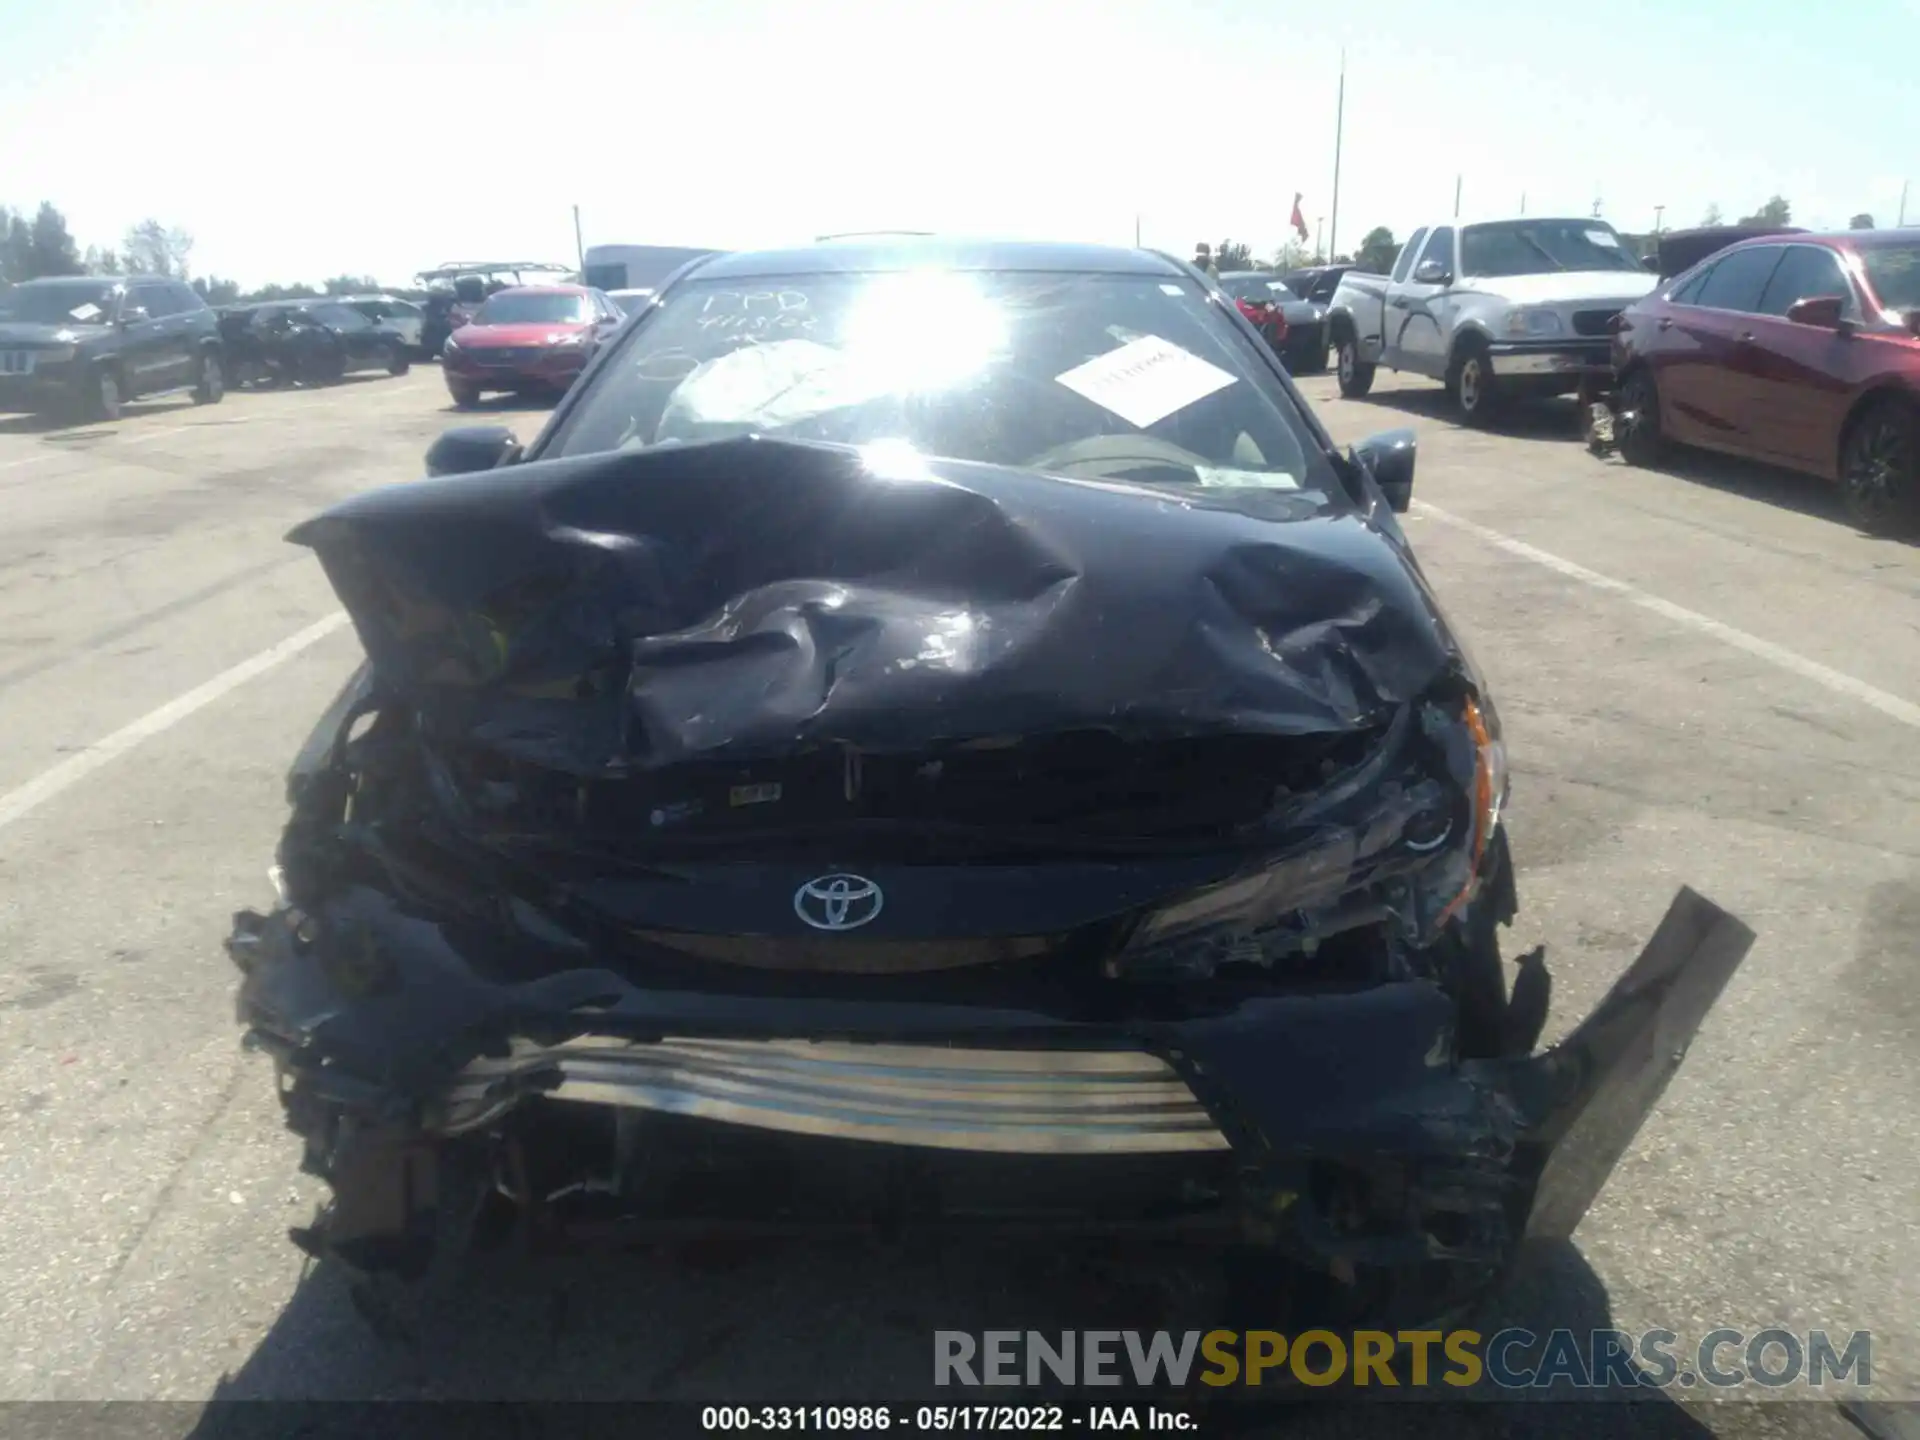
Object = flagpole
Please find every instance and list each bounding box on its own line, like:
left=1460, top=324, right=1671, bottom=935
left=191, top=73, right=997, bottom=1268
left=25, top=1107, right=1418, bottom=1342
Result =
left=1328, top=49, right=1345, bottom=261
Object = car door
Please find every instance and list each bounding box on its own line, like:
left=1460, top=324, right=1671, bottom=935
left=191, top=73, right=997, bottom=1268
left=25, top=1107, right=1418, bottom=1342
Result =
left=1656, top=243, right=1785, bottom=454
left=114, top=283, right=171, bottom=395
left=1392, top=226, right=1455, bottom=378
left=588, top=289, right=624, bottom=346
left=1742, top=244, right=1865, bottom=472
left=323, top=306, right=381, bottom=368
left=1372, top=228, right=1426, bottom=366
left=156, top=284, right=204, bottom=389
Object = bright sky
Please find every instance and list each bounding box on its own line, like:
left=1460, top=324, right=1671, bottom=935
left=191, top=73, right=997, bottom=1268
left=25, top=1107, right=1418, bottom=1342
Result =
left=3, top=0, right=1915, bottom=289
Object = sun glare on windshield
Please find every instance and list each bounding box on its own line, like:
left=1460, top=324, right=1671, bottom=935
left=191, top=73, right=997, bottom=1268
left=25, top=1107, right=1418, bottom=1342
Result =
left=840, top=272, right=1006, bottom=394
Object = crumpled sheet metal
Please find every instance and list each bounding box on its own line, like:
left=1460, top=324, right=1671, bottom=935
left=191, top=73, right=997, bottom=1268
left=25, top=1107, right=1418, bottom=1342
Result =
left=287, top=436, right=1459, bottom=775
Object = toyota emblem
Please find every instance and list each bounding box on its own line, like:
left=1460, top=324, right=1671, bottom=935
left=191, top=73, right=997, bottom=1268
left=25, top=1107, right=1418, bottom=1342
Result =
left=793, top=873, right=884, bottom=932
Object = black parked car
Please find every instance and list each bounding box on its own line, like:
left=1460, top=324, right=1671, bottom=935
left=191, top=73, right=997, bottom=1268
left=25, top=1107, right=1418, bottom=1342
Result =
left=0, top=276, right=225, bottom=422
left=1218, top=270, right=1330, bottom=372
left=221, top=301, right=411, bottom=388
left=1281, top=264, right=1355, bottom=305
left=231, top=238, right=1747, bottom=1333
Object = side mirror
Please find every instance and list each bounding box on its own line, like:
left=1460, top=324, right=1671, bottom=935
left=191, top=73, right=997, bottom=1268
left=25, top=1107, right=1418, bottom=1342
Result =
left=119, top=305, right=150, bottom=325
left=1352, top=427, right=1417, bottom=513
left=425, top=425, right=522, bottom=477
left=1643, top=255, right=1661, bottom=272
left=1784, top=295, right=1846, bottom=330
left=1412, top=259, right=1451, bottom=286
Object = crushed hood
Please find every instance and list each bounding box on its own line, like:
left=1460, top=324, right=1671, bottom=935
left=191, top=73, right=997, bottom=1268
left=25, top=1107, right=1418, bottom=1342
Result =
left=288, top=436, right=1461, bottom=775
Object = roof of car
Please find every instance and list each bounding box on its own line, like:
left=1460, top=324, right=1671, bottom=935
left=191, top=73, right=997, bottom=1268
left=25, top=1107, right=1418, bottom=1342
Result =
left=1806, top=227, right=1920, bottom=251
left=485, top=284, right=591, bottom=296
left=688, top=237, right=1190, bottom=282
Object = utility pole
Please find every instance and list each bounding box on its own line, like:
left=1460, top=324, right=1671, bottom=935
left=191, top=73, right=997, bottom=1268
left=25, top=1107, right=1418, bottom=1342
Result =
left=572, top=205, right=585, bottom=270
left=1653, top=204, right=1665, bottom=237
left=1900, top=181, right=1910, bottom=227
left=1520, top=191, right=1526, bottom=216
left=1453, top=175, right=1462, bottom=219
left=1328, top=49, right=1345, bottom=261
left=1134, top=214, right=1142, bottom=247
left=1315, top=217, right=1324, bottom=262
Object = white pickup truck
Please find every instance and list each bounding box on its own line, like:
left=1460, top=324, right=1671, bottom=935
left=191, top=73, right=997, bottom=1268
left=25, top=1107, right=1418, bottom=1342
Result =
left=1324, top=217, right=1660, bottom=423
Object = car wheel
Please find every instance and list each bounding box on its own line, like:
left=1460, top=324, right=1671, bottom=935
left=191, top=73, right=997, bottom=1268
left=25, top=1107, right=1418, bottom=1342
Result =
left=385, top=344, right=411, bottom=378
left=1839, top=399, right=1920, bottom=535
left=1335, top=334, right=1375, bottom=397
left=86, top=366, right=124, bottom=422
left=449, top=383, right=481, bottom=410
left=1447, top=339, right=1500, bottom=425
left=1615, top=367, right=1666, bottom=466
left=192, top=351, right=226, bottom=405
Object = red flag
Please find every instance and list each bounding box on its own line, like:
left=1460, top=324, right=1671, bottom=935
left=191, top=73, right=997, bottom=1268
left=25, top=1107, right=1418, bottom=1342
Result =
left=1290, top=194, right=1310, bottom=242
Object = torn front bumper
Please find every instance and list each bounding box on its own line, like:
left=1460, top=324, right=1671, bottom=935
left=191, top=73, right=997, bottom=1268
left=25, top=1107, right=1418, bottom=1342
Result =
left=228, top=883, right=1750, bottom=1303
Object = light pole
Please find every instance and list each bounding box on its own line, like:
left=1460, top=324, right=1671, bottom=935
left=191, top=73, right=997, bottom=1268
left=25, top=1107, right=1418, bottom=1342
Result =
left=1328, top=49, right=1345, bottom=262
left=1653, top=204, right=1665, bottom=237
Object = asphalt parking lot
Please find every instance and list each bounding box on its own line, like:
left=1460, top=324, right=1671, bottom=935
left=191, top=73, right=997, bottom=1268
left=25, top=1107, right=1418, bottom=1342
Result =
left=0, top=364, right=1914, bottom=1438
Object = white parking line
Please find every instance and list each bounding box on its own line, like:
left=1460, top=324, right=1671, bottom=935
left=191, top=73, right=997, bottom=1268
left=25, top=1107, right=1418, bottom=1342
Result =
left=0, top=612, right=349, bottom=834
left=1413, top=500, right=1920, bottom=730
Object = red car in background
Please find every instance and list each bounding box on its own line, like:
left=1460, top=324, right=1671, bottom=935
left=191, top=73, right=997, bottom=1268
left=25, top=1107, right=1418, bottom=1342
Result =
left=1610, top=229, right=1920, bottom=533
left=442, top=284, right=626, bottom=408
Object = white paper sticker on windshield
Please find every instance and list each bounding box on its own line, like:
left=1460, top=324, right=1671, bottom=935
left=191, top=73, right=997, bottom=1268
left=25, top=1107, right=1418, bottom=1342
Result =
left=1194, top=466, right=1301, bottom=491
left=69, top=303, right=103, bottom=321
left=1584, top=229, right=1621, bottom=248
left=1054, top=334, right=1236, bottom=429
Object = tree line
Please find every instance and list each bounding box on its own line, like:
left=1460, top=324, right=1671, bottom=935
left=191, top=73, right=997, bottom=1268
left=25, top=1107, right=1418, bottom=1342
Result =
left=0, top=200, right=385, bottom=305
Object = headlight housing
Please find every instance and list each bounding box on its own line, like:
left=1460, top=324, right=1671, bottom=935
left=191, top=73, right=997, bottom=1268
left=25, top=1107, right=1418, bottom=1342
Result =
left=1108, top=694, right=1509, bottom=980
left=1505, top=308, right=1565, bottom=338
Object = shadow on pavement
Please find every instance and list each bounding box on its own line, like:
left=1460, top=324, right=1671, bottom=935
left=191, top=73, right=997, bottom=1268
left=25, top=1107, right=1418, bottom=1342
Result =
left=187, top=1226, right=1762, bottom=1438
left=1624, top=449, right=1918, bottom=544
left=438, top=392, right=561, bottom=419
left=0, top=395, right=197, bottom=436
left=1334, top=385, right=1589, bottom=442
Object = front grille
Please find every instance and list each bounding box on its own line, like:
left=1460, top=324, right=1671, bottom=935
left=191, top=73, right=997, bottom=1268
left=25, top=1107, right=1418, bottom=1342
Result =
left=0, top=350, right=37, bottom=376
left=1571, top=309, right=1621, bottom=338
left=438, top=1036, right=1234, bottom=1154
left=472, top=346, right=542, bottom=366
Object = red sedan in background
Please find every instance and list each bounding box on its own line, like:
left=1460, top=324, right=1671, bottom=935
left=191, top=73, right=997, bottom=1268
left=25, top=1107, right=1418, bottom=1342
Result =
left=442, top=284, right=626, bottom=408
left=1610, top=229, right=1920, bottom=533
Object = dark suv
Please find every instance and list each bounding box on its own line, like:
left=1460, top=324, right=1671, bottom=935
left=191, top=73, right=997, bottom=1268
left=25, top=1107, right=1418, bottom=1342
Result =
left=0, top=276, right=225, bottom=422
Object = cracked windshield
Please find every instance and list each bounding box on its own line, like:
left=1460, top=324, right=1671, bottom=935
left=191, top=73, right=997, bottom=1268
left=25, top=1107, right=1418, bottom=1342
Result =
left=0, top=0, right=1915, bottom=1435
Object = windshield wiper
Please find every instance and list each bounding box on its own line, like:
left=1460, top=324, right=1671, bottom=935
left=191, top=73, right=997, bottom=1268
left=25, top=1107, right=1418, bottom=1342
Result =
left=1516, top=233, right=1567, bottom=271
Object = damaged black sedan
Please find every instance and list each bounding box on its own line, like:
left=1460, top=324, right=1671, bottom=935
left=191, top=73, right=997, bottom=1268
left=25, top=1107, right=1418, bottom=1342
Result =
left=230, top=238, right=1751, bottom=1327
